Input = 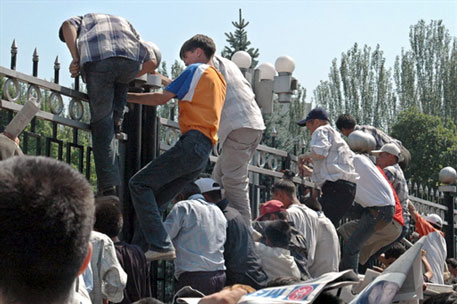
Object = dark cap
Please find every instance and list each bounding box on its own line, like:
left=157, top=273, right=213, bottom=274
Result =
left=297, top=107, right=329, bottom=126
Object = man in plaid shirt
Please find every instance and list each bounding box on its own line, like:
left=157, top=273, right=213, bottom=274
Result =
left=59, top=13, right=160, bottom=201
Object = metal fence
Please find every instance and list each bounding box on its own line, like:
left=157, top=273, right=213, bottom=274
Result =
left=1, top=42, right=456, bottom=303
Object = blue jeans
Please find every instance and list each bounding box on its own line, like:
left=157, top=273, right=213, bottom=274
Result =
left=84, top=57, right=141, bottom=191
left=340, top=205, right=395, bottom=273
left=129, top=130, right=212, bottom=252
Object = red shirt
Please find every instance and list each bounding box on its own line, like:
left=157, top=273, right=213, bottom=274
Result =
left=377, top=166, right=404, bottom=226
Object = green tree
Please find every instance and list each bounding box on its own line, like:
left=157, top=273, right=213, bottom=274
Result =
left=391, top=107, right=457, bottom=187
left=221, top=9, right=260, bottom=68
left=313, top=43, right=396, bottom=131
left=394, top=20, right=457, bottom=126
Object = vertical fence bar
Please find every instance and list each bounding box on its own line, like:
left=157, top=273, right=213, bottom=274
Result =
left=10, top=40, right=17, bottom=70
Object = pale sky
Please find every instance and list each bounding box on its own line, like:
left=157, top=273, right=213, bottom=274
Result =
left=1, top=0, right=456, bottom=100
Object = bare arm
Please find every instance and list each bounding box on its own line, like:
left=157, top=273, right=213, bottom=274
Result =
left=61, top=21, right=80, bottom=77
left=407, top=200, right=418, bottom=222
left=421, top=250, right=434, bottom=282
left=137, top=59, right=158, bottom=77
left=128, top=90, right=175, bottom=106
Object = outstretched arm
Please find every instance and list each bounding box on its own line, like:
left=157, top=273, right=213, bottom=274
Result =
left=128, top=90, right=175, bottom=106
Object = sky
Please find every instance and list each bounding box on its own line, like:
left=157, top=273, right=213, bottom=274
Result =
left=0, top=0, right=456, bottom=101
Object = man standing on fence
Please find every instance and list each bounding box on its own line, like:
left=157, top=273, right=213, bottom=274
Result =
left=297, top=107, right=359, bottom=226
left=211, top=54, right=265, bottom=227
left=59, top=13, right=161, bottom=202
left=127, top=34, right=226, bottom=261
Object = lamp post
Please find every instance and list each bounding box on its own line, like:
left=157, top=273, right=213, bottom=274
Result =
left=438, top=166, right=457, bottom=258
left=271, top=126, right=277, bottom=148
left=230, top=51, right=298, bottom=114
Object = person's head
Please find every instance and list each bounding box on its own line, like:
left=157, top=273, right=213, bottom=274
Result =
left=141, top=40, right=162, bottom=71
left=272, top=178, right=297, bottom=208
left=425, top=213, right=443, bottom=231
left=264, top=220, right=291, bottom=249
left=175, top=182, right=202, bottom=202
left=372, top=143, right=401, bottom=168
left=383, top=242, right=406, bottom=267
left=335, top=113, right=357, bottom=136
left=94, top=201, right=123, bottom=239
left=0, top=156, right=94, bottom=304
left=179, top=34, right=216, bottom=65
left=422, top=292, right=457, bottom=304
left=256, top=200, right=287, bottom=221
left=195, top=177, right=222, bottom=203
left=297, top=107, right=330, bottom=135
left=302, top=196, right=322, bottom=212
left=447, top=258, right=457, bottom=276
left=132, top=297, right=165, bottom=304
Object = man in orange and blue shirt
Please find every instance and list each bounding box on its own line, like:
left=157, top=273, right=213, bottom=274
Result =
left=128, top=34, right=226, bottom=261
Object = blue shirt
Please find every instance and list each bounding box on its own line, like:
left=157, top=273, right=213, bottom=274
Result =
left=164, top=194, right=227, bottom=279
left=65, top=13, right=151, bottom=66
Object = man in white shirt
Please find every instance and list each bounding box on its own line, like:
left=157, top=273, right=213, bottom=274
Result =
left=164, top=182, right=227, bottom=295
left=211, top=55, right=266, bottom=227
left=297, top=107, right=359, bottom=226
left=339, top=153, right=396, bottom=273
left=271, top=178, right=323, bottom=277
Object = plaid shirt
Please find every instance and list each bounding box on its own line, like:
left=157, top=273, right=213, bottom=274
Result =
left=66, top=13, right=151, bottom=66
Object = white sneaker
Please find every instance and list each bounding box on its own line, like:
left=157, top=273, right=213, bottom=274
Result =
left=145, top=249, right=176, bottom=261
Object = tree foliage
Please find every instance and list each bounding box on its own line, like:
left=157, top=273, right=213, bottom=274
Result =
left=313, top=43, right=396, bottom=131
left=394, top=20, right=457, bottom=126
left=221, top=9, right=260, bottom=68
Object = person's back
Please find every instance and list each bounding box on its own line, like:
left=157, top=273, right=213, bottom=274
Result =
left=255, top=220, right=301, bottom=281
left=286, top=203, right=319, bottom=274
left=218, top=199, right=268, bottom=289
left=89, top=231, right=127, bottom=304
left=0, top=156, right=94, bottom=304
left=309, top=212, right=340, bottom=276
left=164, top=190, right=227, bottom=294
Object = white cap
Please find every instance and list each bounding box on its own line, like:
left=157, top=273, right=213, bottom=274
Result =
left=371, top=143, right=402, bottom=161
left=425, top=213, right=443, bottom=228
left=195, top=178, right=220, bottom=194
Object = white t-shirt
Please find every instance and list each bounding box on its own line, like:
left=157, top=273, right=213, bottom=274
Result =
left=255, top=242, right=301, bottom=281
left=422, top=231, right=447, bottom=284
left=309, top=212, right=341, bottom=277
left=353, top=154, right=395, bottom=208
left=286, top=204, right=319, bottom=269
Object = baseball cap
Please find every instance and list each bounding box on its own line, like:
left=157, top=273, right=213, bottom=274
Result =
left=297, top=107, right=329, bottom=126
left=371, top=143, right=402, bottom=161
left=194, top=178, right=220, bottom=194
left=256, top=200, right=286, bottom=220
left=425, top=213, right=443, bottom=229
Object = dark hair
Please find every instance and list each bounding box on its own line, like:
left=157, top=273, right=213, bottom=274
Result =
left=447, top=258, right=457, bottom=269
left=94, top=201, right=123, bottom=238
left=264, top=220, right=291, bottom=248
left=179, top=34, right=216, bottom=60
left=266, top=276, right=301, bottom=287
left=384, top=242, right=406, bottom=260
left=302, top=196, right=322, bottom=212
left=180, top=182, right=201, bottom=200
left=258, top=210, right=288, bottom=221
left=132, top=297, right=165, bottom=304
left=0, top=156, right=94, bottom=304
left=272, top=178, right=296, bottom=198
left=335, top=113, right=356, bottom=131
left=423, top=292, right=457, bottom=304
left=204, top=189, right=222, bottom=202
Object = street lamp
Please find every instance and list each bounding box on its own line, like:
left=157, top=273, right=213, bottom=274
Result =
left=231, top=51, right=298, bottom=114
left=271, top=126, right=277, bottom=148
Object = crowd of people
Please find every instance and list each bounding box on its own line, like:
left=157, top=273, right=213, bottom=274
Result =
left=0, top=12, right=455, bottom=304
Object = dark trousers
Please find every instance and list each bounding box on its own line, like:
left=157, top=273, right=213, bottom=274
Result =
left=320, top=179, right=356, bottom=227
left=176, top=270, right=226, bottom=295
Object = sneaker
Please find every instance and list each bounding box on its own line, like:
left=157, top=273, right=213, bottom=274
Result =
left=145, top=249, right=176, bottom=261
